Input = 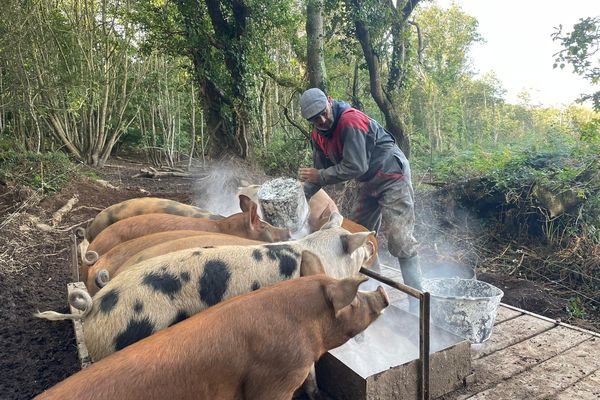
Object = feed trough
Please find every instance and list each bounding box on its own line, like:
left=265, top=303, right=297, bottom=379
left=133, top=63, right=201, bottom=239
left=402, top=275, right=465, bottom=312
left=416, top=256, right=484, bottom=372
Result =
left=316, top=274, right=472, bottom=400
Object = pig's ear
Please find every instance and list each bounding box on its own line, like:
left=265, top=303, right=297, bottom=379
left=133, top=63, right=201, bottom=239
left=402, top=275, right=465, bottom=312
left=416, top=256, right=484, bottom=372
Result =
left=312, top=206, right=332, bottom=231
left=300, top=250, right=325, bottom=276
left=342, top=231, right=371, bottom=254
left=320, top=205, right=332, bottom=221
left=249, top=202, right=259, bottom=227
left=326, top=276, right=369, bottom=317
left=239, top=194, right=253, bottom=212
left=321, top=211, right=343, bottom=229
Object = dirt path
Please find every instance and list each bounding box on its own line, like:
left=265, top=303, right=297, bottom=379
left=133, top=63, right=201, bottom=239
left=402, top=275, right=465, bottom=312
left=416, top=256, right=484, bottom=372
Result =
left=0, top=160, right=198, bottom=399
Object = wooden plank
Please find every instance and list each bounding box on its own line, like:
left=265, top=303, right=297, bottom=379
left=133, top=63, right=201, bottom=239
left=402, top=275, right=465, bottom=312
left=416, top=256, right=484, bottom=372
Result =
left=471, top=314, right=555, bottom=360
left=494, top=305, right=522, bottom=324
left=501, top=303, right=600, bottom=338
left=67, top=282, right=93, bottom=369
left=444, top=326, right=592, bottom=399
left=466, top=338, right=600, bottom=400
left=551, top=369, right=600, bottom=400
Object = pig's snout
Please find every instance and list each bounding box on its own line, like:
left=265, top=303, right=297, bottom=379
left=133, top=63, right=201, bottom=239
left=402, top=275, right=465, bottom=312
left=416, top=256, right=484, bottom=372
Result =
left=377, top=286, right=390, bottom=310
left=363, top=286, right=390, bottom=315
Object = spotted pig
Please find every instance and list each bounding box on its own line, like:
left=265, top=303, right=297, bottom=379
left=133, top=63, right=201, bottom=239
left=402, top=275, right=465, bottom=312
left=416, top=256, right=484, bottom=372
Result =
left=84, top=231, right=249, bottom=296
left=35, top=212, right=374, bottom=361
left=89, top=233, right=264, bottom=296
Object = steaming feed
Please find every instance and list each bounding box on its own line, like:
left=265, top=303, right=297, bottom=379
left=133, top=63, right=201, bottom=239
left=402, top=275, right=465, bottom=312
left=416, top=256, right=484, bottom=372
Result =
left=258, top=178, right=309, bottom=232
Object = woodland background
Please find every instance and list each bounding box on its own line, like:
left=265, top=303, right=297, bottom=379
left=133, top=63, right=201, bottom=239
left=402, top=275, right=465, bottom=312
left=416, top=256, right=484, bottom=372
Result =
left=0, top=0, right=599, bottom=325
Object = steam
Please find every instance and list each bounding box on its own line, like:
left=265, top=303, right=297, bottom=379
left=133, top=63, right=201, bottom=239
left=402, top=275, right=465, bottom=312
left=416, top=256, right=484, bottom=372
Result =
left=191, top=161, right=265, bottom=217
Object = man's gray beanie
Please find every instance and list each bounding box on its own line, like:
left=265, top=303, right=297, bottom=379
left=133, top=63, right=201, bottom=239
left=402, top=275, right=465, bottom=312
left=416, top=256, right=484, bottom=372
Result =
left=300, top=88, right=328, bottom=120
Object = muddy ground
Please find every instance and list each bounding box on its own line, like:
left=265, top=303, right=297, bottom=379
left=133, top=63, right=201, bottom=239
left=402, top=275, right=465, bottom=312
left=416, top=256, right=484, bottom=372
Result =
left=0, top=158, right=595, bottom=399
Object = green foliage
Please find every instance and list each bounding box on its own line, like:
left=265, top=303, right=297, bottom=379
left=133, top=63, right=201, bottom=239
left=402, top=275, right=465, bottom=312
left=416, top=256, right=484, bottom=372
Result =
left=567, top=296, right=589, bottom=319
left=255, top=133, right=312, bottom=176
left=577, top=117, right=600, bottom=144
left=552, top=16, right=600, bottom=110
left=425, top=133, right=600, bottom=245
left=0, top=151, right=76, bottom=193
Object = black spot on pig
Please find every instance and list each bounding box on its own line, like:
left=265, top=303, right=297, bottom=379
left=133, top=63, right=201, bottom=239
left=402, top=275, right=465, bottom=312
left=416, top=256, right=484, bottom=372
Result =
left=105, top=211, right=117, bottom=227
left=133, top=301, right=143, bottom=314
left=252, top=249, right=263, bottom=261
left=192, top=250, right=202, bottom=257
left=199, top=260, right=231, bottom=306
left=109, top=204, right=126, bottom=223
left=163, top=204, right=192, bottom=216
left=143, top=270, right=182, bottom=299
left=180, top=272, right=191, bottom=283
left=99, top=289, right=119, bottom=314
left=265, top=244, right=298, bottom=260
left=278, top=255, right=298, bottom=278
left=265, top=244, right=299, bottom=278
left=114, top=318, right=155, bottom=351
left=251, top=281, right=261, bottom=291
left=169, top=310, right=189, bottom=327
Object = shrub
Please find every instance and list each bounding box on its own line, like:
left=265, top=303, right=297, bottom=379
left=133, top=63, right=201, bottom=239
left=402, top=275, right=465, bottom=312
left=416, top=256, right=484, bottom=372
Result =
left=0, top=150, right=78, bottom=193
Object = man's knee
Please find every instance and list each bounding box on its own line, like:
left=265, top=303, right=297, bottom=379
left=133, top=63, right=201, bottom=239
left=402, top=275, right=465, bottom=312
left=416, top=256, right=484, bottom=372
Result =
left=386, top=232, right=418, bottom=259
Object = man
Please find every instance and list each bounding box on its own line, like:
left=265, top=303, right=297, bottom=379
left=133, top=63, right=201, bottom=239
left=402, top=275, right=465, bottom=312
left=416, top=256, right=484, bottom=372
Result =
left=298, top=87, right=423, bottom=299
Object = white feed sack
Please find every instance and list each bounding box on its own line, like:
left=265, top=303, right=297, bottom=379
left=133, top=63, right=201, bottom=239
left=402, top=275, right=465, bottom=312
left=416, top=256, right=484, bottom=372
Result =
left=258, top=178, right=309, bottom=233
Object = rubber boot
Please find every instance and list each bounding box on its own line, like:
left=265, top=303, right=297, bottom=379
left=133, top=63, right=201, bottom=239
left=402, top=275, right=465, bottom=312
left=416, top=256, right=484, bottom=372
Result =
left=398, top=255, right=423, bottom=314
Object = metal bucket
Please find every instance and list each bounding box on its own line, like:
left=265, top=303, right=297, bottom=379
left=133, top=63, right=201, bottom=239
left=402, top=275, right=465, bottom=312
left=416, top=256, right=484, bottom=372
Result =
left=422, top=260, right=476, bottom=280
left=422, top=278, right=504, bottom=344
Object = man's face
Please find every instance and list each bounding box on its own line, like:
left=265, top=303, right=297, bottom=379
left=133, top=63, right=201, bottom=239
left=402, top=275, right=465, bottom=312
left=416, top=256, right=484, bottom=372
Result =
left=309, top=101, right=333, bottom=131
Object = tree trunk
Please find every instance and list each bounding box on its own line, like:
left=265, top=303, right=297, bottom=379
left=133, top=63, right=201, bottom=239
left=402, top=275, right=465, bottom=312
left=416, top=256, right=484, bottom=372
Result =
left=306, top=0, right=326, bottom=90
left=176, top=0, right=254, bottom=159
left=353, top=15, right=410, bottom=157
left=347, top=0, right=421, bottom=158
left=188, top=83, right=196, bottom=170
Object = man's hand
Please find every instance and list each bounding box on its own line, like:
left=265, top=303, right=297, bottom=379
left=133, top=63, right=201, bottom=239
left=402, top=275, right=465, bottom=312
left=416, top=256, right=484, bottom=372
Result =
left=298, top=167, right=320, bottom=183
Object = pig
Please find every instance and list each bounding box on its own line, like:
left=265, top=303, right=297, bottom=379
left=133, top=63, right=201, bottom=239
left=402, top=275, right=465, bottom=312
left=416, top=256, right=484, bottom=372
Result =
left=35, top=212, right=375, bottom=361
left=118, top=233, right=263, bottom=272
left=306, top=187, right=340, bottom=232
left=33, top=274, right=389, bottom=400
left=84, top=231, right=243, bottom=296
left=89, top=233, right=264, bottom=296
left=85, top=197, right=224, bottom=242
left=86, top=195, right=290, bottom=258
left=236, top=184, right=264, bottom=217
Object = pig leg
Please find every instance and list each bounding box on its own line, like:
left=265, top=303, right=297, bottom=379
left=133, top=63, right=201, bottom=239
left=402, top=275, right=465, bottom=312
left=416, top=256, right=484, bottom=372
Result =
left=299, top=364, right=324, bottom=400
left=244, top=365, right=311, bottom=400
